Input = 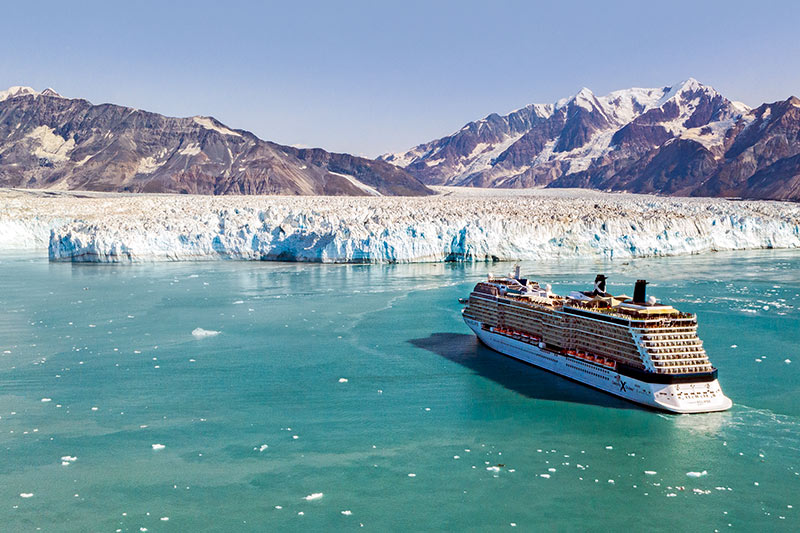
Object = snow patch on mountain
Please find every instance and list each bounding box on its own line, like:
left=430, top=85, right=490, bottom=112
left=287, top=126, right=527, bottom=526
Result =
left=328, top=171, right=382, bottom=196
left=193, top=116, right=242, bottom=137
left=136, top=156, right=163, bottom=174
left=0, top=86, right=38, bottom=102
left=178, top=143, right=202, bottom=156
left=26, top=126, right=75, bottom=163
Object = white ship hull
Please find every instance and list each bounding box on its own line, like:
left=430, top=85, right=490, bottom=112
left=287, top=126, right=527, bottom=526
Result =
left=463, top=316, right=732, bottom=414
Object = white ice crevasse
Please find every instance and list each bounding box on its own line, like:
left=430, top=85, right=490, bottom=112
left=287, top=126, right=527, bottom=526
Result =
left=0, top=190, right=798, bottom=263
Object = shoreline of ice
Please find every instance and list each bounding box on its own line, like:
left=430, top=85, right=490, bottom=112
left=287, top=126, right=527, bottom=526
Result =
left=0, top=188, right=798, bottom=263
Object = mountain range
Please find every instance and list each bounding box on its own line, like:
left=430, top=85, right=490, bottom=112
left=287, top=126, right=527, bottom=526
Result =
left=2, top=81, right=799, bottom=201
left=0, top=86, right=432, bottom=196
left=382, top=79, right=800, bottom=201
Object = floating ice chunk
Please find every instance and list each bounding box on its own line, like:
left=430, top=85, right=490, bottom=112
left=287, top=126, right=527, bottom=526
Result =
left=292, top=435, right=299, bottom=440
left=338, top=378, right=348, bottom=383
left=233, top=300, right=244, bottom=304
left=41, top=398, right=52, bottom=402
left=730, top=344, right=737, bottom=348
left=258, top=444, right=269, bottom=452
left=61, top=455, right=77, bottom=465
left=686, top=470, right=707, bottom=478
left=453, top=455, right=460, bottom=459
left=304, top=493, right=323, bottom=501
left=605, top=446, right=613, bottom=450
left=486, top=466, right=500, bottom=472
left=160, top=517, right=169, bottom=521
left=408, top=473, right=416, bottom=477
left=151, top=443, right=166, bottom=450
left=539, top=474, right=551, bottom=479
left=192, top=328, right=220, bottom=338
left=91, top=406, right=98, bottom=411
left=548, top=468, right=556, bottom=473
left=785, top=359, right=792, bottom=364
left=341, top=510, right=352, bottom=516
left=644, top=471, right=657, bottom=475
left=20, top=493, right=33, bottom=498
left=755, top=358, right=762, bottom=363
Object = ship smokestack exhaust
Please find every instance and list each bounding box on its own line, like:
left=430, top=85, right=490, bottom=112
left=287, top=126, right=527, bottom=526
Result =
left=633, top=279, right=648, bottom=303
left=594, top=274, right=607, bottom=295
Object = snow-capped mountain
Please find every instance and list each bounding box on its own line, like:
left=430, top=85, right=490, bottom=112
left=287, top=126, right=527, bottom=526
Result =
left=0, top=87, right=432, bottom=196
left=382, top=79, right=800, bottom=201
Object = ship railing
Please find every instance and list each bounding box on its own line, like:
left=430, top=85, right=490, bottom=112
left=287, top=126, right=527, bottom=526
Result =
left=647, top=348, right=707, bottom=356
left=642, top=333, right=699, bottom=340
left=653, top=358, right=712, bottom=366
left=642, top=339, right=703, bottom=346
left=656, top=366, right=714, bottom=374
left=645, top=343, right=705, bottom=350
left=651, top=354, right=710, bottom=362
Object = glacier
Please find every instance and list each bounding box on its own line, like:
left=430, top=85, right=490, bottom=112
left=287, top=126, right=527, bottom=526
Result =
left=0, top=188, right=798, bottom=263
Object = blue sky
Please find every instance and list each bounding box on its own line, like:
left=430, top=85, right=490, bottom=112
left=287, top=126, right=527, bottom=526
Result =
left=2, top=0, right=798, bottom=157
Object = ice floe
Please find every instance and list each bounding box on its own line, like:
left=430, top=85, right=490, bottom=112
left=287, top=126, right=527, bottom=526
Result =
left=304, top=493, right=323, bottom=501
left=192, top=328, right=220, bottom=338
left=151, top=443, right=165, bottom=450
left=686, top=470, right=708, bottom=478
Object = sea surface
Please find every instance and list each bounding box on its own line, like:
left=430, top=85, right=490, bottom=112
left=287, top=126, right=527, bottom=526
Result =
left=0, top=251, right=798, bottom=531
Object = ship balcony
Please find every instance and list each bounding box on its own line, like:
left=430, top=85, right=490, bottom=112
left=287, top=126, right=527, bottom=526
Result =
left=647, top=348, right=707, bottom=356
left=655, top=364, right=713, bottom=374
left=635, top=324, right=697, bottom=331
left=642, top=339, right=703, bottom=347
left=650, top=352, right=710, bottom=361
left=652, top=356, right=711, bottom=366
left=638, top=329, right=698, bottom=338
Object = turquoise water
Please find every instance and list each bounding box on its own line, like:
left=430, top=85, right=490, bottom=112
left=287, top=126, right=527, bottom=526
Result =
left=0, top=251, right=798, bottom=531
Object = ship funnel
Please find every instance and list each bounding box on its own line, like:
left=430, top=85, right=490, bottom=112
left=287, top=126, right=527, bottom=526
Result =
left=594, top=274, right=607, bottom=294
left=514, top=264, right=521, bottom=280
left=633, top=279, right=648, bottom=303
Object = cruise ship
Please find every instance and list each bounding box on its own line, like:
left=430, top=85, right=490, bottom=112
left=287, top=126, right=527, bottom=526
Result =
left=461, top=267, right=732, bottom=413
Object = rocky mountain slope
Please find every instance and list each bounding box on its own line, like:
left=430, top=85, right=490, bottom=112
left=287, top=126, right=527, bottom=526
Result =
left=0, top=87, right=432, bottom=196
left=382, top=79, right=800, bottom=201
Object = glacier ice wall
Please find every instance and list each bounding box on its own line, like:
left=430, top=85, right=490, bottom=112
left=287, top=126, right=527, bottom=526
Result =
left=1, top=189, right=799, bottom=263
